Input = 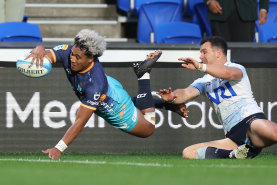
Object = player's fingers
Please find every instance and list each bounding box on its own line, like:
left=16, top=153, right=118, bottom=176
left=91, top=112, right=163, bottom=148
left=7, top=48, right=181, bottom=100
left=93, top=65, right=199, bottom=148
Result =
left=40, top=58, right=43, bottom=67
left=181, top=63, right=188, bottom=68
left=41, top=149, right=50, bottom=154
left=36, top=58, right=40, bottom=68
left=24, top=54, right=32, bottom=60
left=30, top=57, right=36, bottom=66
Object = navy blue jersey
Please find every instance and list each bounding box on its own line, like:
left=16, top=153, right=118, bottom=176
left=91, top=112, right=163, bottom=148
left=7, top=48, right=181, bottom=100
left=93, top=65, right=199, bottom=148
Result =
left=50, top=44, right=108, bottom=110
left=49, top=44, right=138, bottom=132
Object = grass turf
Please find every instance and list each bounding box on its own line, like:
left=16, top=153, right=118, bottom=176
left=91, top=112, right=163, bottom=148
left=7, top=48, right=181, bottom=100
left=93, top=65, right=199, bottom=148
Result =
left=0, top=152, right=276, bottom=185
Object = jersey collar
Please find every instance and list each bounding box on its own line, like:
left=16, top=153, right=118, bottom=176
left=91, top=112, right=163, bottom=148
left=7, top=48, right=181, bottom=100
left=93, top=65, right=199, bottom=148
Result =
left=79, top=61, right=94, bottom=73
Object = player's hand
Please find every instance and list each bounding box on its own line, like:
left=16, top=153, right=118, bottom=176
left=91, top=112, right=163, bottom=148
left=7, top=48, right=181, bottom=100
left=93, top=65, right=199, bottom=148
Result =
left=207, top=0, right=222, bottom=14
left=157, top=87, right=177, bottom=102
left=25, top=45, right=51, bottom=68
left=42, top=147, right=62, bottom=160
left=179, top=57, right=199, bottom=71
left=258, top=10, right=267, bottom=25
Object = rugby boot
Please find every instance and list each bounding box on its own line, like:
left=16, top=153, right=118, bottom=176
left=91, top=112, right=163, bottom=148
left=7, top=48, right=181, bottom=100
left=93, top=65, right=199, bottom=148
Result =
left=133, top=51, right=162, bottom=78
left=164, top=102, right=189, bottom=118
left=229, top=144, right=249, bottom=159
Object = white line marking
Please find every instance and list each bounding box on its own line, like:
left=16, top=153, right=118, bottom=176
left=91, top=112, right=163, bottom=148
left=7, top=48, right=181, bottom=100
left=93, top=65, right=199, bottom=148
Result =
left=0, top=158, right=172, bottom=167
left=1, top=158, right=277, bottom=169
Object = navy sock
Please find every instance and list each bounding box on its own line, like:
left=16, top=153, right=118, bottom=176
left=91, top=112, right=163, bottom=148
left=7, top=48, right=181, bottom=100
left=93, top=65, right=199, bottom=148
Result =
left=153, top=97, right=165, bottom=109
left=134, top=79, right=154, bottom=110
left=205, top=147, right=232, bottom=159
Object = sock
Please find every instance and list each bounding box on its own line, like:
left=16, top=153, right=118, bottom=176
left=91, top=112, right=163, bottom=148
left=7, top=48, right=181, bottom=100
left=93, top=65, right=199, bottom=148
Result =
left=134, top=79, right=154, bottom=110
left=205, top=147, right=232, bottom=159
left=153, top=97, right=166, bottom=109
left=138, top=72, right=150, bottom=80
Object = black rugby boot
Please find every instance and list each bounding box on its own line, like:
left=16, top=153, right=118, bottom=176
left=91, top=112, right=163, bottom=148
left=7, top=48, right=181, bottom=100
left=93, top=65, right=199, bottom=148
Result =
left=133, top=51, right=162, bottom=78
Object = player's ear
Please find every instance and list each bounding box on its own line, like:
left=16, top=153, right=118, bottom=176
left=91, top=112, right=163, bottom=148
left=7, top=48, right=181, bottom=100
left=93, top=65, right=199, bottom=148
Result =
left=216, top=49, right=222, bottom=59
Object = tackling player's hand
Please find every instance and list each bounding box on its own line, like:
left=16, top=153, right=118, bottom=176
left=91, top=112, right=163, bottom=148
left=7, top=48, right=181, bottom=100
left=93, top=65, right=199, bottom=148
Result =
left=157, top=87, right=177, bottom=102
left=179, top=57, right=199, bottom=71
left=42, top=147, right=62, bottom=160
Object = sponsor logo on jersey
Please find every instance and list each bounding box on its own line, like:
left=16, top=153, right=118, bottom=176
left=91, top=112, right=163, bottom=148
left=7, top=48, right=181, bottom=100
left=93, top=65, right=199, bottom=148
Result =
left=94, top=92, right=101, bottom=100
left=86, top=100, right=99, bottom=106
left=132, top=108, right=137, bottom=122
left=53, top=44, right=68, bottom=51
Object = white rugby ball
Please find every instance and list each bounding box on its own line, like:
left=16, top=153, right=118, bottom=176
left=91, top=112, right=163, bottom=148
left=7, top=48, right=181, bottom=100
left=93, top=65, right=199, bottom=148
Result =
left=16, top=53, right=52, bottom=78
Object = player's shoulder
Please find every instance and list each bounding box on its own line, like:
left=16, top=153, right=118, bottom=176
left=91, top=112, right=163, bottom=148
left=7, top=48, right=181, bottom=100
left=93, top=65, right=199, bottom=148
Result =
left=227, top=61, right=245, bottom=69
left=226, top=61, right=246, bottom=72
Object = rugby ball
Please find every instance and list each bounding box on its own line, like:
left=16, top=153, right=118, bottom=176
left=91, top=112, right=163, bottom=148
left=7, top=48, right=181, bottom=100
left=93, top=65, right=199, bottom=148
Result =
left=16, top=53, right=52, bottom=78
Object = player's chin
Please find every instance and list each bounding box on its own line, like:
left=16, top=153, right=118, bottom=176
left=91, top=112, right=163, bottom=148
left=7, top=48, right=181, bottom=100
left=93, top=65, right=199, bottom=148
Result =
left=71, top=66, right=79, bottom=72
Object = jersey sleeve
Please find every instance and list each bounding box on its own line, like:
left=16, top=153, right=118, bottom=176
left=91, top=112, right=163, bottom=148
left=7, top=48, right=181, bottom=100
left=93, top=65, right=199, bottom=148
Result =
left=229, top=62, right=246, bottom=79
left=49, top=44, right=72, bottom=63
left=189, top=75, right=211, bottom=95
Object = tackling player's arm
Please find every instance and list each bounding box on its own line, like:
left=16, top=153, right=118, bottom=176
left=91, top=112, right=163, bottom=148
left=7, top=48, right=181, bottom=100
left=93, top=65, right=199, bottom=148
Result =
left=179, top=57, right=243, bottom=80
left=42, top=105, right=95, bottom=160
left=157, top=86, right=199, bottom=104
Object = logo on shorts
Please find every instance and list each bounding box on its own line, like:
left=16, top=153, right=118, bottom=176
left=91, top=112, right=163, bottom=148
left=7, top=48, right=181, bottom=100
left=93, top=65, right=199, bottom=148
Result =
left=120, top=123, right=128, bottom=130
left=132, top=108, right=137, bottom=122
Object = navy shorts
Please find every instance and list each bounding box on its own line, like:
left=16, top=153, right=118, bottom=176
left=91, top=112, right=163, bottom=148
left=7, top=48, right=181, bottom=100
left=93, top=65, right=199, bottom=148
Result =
left=226, top=113, right=267, bottom=158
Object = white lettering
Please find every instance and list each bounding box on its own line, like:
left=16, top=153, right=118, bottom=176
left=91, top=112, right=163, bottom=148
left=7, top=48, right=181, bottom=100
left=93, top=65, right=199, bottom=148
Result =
left=182, top=101, right=206, bottom=129
left=154, top=109, right=164, bottom=128
left=5, top=92, right=277, bottom=130
left=268, top=102, right=277, bottom=121
left=43, top=100, right=67, bottom=129
left=168, top=111, right=182, bottom=129
left=6, top=92, right=40, bottom=128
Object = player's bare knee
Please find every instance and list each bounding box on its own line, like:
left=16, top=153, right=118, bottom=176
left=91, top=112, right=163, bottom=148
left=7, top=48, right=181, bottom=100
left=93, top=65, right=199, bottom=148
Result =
left=271, top=130, right=277, bottom=142
left=183, top=146, right=197, bottom=159
left=182, top=148, right=191, bottom=159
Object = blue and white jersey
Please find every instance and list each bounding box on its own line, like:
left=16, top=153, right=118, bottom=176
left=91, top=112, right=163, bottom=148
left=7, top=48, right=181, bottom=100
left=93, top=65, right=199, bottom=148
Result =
left=49, top=44, right=138, bottom=132
left=190, top=61, right=262, bottom=132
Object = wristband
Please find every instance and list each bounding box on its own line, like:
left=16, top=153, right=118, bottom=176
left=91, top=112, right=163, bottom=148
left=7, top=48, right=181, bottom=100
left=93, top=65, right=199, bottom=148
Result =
left=198, top=63, right=207, bottom=72
left=55, top=140, right=68, bottom=152
left=168, top=98, right=176, bottom=103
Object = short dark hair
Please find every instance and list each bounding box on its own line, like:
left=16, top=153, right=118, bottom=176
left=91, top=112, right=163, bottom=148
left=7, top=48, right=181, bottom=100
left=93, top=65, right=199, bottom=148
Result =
left=200, top=36, right=227, bottom=56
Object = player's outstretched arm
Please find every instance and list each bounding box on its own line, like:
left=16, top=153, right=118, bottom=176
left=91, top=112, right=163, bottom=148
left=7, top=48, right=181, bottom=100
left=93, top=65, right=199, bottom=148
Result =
left=42, top=105, right=94, bottom=160
left=157, top=86, right=199, bottom=104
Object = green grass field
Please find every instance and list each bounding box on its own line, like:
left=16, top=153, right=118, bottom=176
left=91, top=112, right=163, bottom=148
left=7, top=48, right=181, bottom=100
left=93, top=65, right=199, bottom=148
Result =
left=0, top=152, right=276, bottom=185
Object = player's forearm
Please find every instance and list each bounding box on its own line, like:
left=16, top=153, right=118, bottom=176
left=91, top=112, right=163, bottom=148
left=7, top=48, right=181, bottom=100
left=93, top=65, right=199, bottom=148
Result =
left=173, top=87, right=198, bottom=104
left=61, top=120, right=86, bottom=146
